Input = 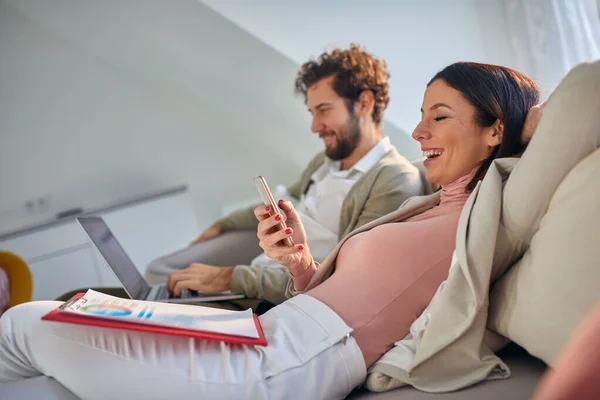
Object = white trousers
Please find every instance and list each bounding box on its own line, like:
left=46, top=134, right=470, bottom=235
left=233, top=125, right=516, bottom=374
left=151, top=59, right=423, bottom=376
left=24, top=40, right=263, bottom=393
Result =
left=0, top=294, right=366, bottom=400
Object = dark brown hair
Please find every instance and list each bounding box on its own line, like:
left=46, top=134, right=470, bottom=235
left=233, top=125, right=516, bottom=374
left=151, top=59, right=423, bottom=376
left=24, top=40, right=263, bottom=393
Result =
left=294, top=44, right=390, bottom=125
left=428, top=62, right=540, bottom=191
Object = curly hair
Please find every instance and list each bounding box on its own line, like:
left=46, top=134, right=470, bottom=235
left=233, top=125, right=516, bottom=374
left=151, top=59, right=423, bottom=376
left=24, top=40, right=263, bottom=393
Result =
left=294, top=44, right=390, bottom=125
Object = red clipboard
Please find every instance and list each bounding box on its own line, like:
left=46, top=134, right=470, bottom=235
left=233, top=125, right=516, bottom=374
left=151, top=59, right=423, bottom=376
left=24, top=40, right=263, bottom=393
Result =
left=42, top=293, right=268, bottom=346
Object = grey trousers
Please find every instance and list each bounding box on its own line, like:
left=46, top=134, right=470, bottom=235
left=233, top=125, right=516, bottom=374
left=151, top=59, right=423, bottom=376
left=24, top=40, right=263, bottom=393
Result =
left=144, top=229, right=263, bottom=284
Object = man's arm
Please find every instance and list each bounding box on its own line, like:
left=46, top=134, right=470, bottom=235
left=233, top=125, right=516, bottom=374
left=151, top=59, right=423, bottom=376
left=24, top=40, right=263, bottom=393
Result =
left=166, top=263, right=290, bottom=305
left=217, top=203, right=263, bottom=232
left=229, top=264, right=290, bottom=305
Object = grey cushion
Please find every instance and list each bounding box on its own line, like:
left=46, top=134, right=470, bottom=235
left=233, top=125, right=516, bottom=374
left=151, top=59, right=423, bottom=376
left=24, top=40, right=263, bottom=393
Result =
left=0, top=346, right=545, bottom=400
left=347, top=345, right=546, bottom=400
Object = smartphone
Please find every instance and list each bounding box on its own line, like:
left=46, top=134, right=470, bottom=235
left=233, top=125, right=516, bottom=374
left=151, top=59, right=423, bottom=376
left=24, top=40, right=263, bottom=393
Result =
left=253, top=175, right=294, bottom=247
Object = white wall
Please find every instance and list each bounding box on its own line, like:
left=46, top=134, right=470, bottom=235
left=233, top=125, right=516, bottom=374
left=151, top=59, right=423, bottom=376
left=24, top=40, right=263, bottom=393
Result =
left=0, top=0, right=515, bottom=239
left=203, top=0, right=517, bottom=135
left=0, top=0, right=382, bottom=235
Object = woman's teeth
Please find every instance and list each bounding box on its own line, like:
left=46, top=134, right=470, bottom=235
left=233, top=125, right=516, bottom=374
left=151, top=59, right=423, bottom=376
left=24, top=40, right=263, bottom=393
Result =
left=423, top=150, right=442, bottom=159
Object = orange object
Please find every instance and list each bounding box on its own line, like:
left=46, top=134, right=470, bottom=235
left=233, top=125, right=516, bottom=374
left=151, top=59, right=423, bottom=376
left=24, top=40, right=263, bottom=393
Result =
left=0, top=251, right=33, bottom=309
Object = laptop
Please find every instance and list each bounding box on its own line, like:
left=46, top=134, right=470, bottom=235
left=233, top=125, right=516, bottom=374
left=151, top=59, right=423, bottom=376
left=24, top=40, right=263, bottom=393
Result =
left=76, top=216, right=246, bottom=304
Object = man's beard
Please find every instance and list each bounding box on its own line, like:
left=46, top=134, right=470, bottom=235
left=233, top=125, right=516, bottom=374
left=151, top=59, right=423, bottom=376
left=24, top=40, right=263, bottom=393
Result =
left=325, top=111, right=361, bottom=161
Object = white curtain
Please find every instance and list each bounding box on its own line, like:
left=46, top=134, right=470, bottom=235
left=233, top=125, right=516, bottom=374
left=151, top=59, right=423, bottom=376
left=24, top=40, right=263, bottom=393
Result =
left=503, top=0, right=600, bottom=96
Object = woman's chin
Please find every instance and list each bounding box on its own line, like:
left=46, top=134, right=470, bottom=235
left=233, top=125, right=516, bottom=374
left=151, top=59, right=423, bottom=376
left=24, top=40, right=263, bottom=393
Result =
left=425, top=170, right=450, bottom=187
left=425, top=171, right=439, bottom=185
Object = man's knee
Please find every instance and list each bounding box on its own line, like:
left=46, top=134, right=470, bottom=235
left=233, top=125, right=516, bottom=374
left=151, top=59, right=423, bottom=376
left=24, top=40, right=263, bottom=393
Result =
left=144, top=259, right=176, bottom=284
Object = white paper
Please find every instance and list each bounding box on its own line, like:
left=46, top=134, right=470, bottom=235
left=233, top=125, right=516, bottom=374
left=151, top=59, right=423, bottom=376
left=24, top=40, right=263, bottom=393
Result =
left=61, top=289, right=259, bottom=338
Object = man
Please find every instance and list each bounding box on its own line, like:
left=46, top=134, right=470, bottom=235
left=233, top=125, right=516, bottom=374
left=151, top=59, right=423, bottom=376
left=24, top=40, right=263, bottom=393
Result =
left=55, top=45, right=423, bottom=308
left=161, top=44, right=423, bottom=305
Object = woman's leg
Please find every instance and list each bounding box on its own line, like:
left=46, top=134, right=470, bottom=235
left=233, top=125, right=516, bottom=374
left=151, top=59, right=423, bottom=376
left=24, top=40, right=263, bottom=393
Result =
left=0, top=296, right=365, bottom=400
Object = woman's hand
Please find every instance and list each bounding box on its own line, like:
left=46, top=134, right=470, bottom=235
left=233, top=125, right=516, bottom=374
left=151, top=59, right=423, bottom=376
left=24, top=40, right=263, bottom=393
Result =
left=521, top=100, right=547, bottom=146
left=254, top=200, right=313, bottom=277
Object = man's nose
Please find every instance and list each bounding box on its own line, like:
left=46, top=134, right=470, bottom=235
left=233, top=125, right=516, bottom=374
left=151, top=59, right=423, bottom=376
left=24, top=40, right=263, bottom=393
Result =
left=311, top=117, right=325, bottom=134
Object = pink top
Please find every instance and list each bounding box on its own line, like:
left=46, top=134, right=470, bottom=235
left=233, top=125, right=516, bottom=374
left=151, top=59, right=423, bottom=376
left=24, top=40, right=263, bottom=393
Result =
left=297, top=173, right=473, bottom=367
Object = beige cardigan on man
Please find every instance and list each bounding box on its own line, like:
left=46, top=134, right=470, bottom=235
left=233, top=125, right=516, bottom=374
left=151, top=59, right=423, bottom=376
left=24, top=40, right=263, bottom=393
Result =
left=226, top=148, right=424, bottom=304
left=218, top=148, right=423, bottom=239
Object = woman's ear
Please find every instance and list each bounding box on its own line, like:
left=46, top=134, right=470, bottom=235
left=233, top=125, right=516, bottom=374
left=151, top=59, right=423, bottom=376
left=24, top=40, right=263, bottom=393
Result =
left=487, top=119, right=504, bottom=147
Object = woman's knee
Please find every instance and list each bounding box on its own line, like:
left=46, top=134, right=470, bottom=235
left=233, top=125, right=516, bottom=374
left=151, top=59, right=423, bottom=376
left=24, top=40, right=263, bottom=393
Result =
left=1, top=301, right=62, bottom=333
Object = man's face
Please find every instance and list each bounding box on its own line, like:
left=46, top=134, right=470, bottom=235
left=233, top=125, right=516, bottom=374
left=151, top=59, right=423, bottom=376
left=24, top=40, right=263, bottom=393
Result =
left=306, top=76, right=361, bottom=160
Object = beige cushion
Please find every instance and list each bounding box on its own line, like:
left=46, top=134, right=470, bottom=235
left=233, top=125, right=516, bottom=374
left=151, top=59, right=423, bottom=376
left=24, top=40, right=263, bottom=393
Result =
left=488, top=147, right=600, bottom=365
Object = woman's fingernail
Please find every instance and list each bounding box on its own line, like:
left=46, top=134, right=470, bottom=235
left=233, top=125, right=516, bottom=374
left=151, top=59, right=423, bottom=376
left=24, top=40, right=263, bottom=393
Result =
left=275, top=214, right=281, bottom=221
left=265, top=206, right=271, bottom=212
left=285, top=228, right=292, bottom=234
left=297, top=244, right=304, bottom=250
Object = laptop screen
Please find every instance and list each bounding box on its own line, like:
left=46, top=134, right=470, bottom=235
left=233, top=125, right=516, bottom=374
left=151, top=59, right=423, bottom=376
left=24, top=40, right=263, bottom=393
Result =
left=77, top=216, right=149, bottom=300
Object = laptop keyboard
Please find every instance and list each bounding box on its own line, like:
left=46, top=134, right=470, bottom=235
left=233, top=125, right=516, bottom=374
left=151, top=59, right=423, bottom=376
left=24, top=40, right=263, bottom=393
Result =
left=156, top=285, right=195, bottom=300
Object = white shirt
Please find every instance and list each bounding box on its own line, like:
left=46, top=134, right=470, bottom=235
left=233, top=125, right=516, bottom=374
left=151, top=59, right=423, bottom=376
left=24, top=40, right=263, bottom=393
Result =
left=250, top=137, right=394, bottom=268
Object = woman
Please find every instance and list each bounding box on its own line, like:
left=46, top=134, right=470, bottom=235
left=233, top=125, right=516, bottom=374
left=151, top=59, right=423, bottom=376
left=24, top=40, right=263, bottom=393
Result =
left=0, top=63, right=539, bottom=399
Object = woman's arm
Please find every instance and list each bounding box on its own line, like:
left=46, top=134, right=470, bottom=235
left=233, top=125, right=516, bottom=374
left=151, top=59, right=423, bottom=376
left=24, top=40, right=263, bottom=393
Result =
left=504, top=61, right=600, bottom=242
left=520, top=100, right=547, bottom=146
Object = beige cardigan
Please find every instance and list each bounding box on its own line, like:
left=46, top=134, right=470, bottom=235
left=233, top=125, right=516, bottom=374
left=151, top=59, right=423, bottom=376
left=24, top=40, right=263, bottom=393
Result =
left=228, top=149, right=424, bottom=304
left=286, top=158, right=518, bottom=393
left=218, top=149, right=423, bottom=240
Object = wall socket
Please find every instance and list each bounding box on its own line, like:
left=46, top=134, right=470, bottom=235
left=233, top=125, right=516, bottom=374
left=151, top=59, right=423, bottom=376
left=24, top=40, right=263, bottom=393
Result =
left=24, top=196, right=51, bottom=214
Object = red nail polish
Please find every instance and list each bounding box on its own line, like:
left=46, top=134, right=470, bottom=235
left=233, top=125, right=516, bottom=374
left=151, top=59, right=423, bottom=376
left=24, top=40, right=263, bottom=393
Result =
left=297, top=244, right=304, bottom=250
left=285, top=228, right=292, bottom=234
left=265, top=206, right=271, bottom=212
left=275, top=214, right=281, bottom=221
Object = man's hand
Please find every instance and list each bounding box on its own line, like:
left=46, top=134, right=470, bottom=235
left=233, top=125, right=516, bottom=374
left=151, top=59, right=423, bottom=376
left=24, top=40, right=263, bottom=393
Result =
left=190, top=222, right=222, bottom=246
left=521, top=101, right=547, bottom=146
left=167, top=263, right=233, bottom=296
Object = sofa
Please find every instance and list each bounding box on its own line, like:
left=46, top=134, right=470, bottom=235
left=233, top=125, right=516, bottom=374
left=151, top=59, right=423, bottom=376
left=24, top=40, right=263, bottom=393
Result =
left=1, top=60, right=599, bottom=399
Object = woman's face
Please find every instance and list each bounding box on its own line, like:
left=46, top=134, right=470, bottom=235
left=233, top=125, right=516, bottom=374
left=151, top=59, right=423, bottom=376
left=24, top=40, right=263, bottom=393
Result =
left=412, top=79, right=502, bottom=185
